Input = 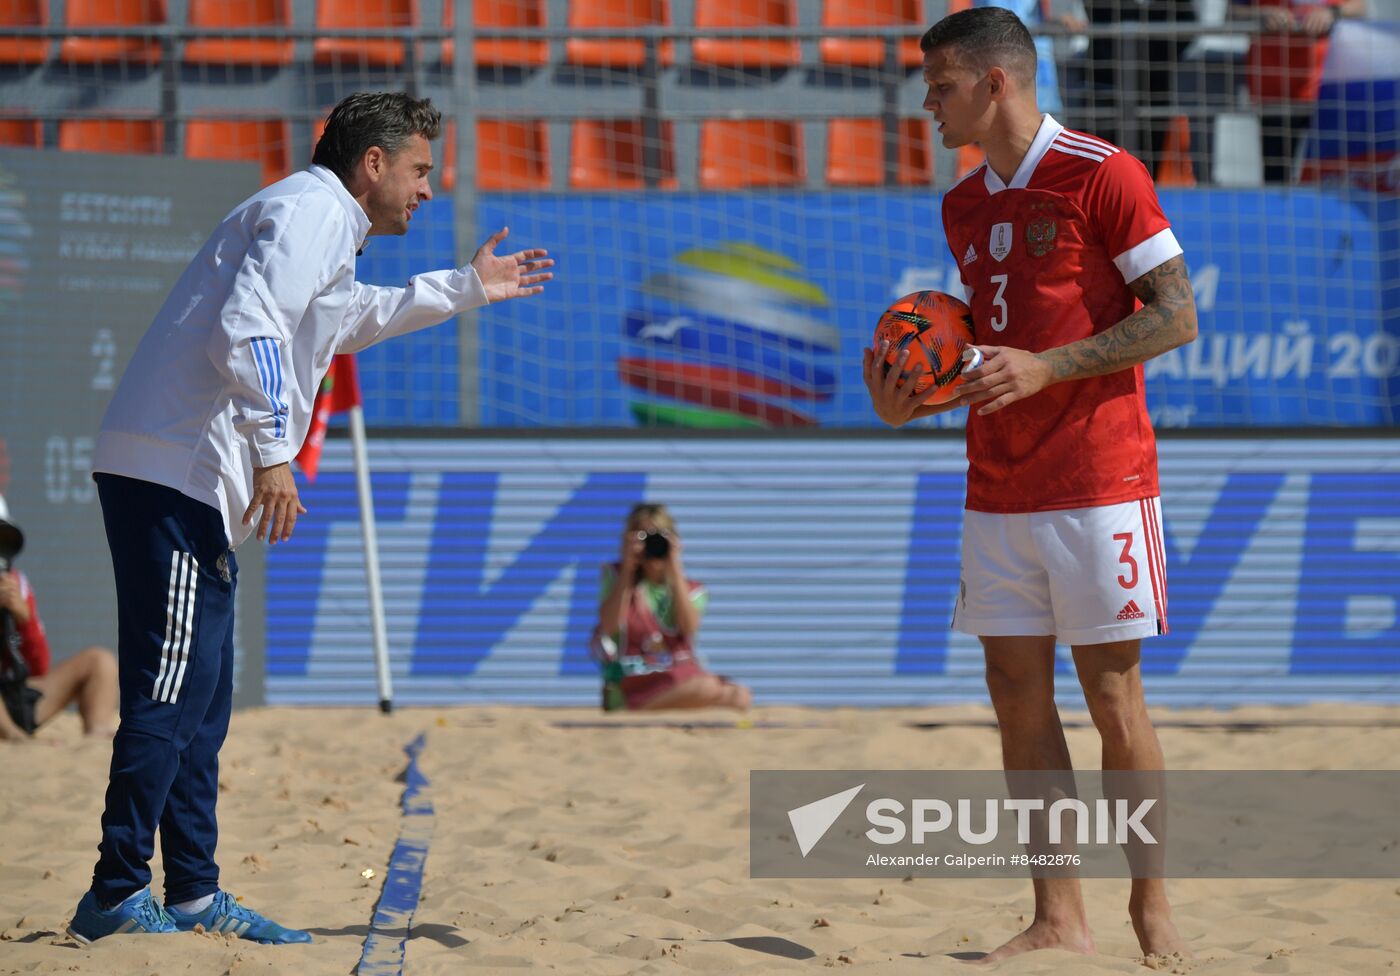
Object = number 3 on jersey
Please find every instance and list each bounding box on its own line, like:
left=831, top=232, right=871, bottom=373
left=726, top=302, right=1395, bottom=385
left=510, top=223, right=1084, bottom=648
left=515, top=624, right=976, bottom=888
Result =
left=989, top=274, right=1009, bottom=332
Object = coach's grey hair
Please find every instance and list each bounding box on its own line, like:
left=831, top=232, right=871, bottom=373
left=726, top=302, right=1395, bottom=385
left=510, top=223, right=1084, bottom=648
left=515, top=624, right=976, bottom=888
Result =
left=313, top=92, right=442, bottom=182
left=919, top=7, right=1038, bottom=88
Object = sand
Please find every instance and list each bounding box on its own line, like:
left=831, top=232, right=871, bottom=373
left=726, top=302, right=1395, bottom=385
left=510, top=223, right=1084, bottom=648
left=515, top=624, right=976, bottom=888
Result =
left=2, top=704, right=1399, bottom=975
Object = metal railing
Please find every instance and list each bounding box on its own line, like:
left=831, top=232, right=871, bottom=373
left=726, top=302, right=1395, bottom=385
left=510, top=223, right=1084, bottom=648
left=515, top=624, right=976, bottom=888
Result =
left=1, top=20, right=1278, bottom=189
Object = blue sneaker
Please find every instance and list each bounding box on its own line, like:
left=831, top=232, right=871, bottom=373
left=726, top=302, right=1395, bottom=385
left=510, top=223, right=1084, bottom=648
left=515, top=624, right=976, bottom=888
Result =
left=166, top=890, right=312, bottom=944
left=67, top=888, right=177, bottom=943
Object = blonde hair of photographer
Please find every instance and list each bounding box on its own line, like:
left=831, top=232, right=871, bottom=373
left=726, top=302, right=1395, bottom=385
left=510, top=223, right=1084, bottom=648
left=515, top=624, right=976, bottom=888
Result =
left=600, top=503, right=698, bottom=636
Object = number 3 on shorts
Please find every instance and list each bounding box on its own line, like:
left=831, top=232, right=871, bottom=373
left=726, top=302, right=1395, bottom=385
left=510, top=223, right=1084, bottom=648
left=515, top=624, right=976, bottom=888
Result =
left=1113, top=532, right=1138, bottom=588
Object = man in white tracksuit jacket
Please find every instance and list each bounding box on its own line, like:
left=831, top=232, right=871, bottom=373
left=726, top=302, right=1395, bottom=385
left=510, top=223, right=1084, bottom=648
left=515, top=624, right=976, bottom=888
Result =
left=68, top=91, right=552, bottom=945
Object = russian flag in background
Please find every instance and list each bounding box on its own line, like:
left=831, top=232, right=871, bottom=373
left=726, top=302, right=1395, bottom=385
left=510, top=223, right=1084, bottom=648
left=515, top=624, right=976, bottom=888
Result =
left=1302, top=19, right=1400, bottom=193
left=1305, top=19, right=1400, bottom=414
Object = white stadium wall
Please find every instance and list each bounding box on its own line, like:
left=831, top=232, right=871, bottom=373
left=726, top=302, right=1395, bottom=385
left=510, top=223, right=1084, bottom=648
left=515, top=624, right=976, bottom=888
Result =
left=264, top=435, right=1400, bottom=708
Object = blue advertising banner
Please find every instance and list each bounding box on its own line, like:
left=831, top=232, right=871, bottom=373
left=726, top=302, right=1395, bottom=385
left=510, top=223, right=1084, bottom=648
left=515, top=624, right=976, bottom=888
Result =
left=265, top=436, right=1400, bottom=707
left=354, top=189, right=1398, bottom=428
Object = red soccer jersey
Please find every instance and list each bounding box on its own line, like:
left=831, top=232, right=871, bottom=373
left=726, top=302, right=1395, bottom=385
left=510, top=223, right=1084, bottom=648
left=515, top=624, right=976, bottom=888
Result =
left=941, top=116, right=1183, bottom=514
left=12, top=571, right=50, bottom=677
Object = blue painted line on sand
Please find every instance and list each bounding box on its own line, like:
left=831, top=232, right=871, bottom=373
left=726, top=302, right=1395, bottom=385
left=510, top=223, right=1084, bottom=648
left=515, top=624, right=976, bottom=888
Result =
left=356, top=733, right=434, bottom=976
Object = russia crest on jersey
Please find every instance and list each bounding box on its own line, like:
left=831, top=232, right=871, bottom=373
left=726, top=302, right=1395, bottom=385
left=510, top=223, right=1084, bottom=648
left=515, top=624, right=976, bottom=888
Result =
left=1026, top=215, right=1057, bottom=257
left=989, top=222, right=1013, bottom=262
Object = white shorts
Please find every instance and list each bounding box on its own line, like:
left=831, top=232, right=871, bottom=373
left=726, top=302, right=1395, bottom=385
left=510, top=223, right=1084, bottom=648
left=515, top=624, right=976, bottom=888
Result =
left=953, top=497, right=1169, bottom=645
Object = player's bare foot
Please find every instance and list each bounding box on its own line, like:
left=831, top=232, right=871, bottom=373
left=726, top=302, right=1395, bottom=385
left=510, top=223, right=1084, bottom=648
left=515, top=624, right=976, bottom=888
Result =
left=966, top=918, right=1095, bottom=964
left=1131, top=898, right=1192, bottom=959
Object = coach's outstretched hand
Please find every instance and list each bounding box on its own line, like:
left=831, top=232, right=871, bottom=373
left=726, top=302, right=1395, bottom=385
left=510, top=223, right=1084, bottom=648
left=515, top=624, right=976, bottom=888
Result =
left=470, top=227, right=554, bottom=303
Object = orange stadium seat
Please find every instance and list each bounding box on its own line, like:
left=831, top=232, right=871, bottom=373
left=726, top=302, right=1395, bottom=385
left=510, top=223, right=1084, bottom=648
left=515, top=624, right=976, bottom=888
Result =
left=957, top=143, right=982, bottom=177
left=566, top=0, right=673, bottom=69
left=60, top=0, right=166, bottom=65
left=437, top=121, right=551, bottom=192
left=826, top=118, right=930, bottom=186
left=313, top=0, right=416, bottom=68
left=692, top=0, right=800, bottom=68
left=443, top=0, right=548, bottom=68
left=819, top=0, right=923, bottom=68
left=185, top=120, right=292, bottom=186
left=184, top=0, right=293, bottom=66
left=309, top=114, right=327, bottom=163
left=0, top=0, right=49, bottom=65
left=570, top=120, right=676, bottom=189
left=437, top=121, right=453, bottom=190
left=59, top=119, right=164, bottom=154
left=699, top=119, right=804, bottom=188
left=0, top=118, right=42, bottom=146
left=476, top=120, right=550, bottom=189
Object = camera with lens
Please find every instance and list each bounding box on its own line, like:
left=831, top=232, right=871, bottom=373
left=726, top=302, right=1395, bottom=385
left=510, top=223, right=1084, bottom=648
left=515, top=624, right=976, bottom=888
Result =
left=636, top=530, right=671, bottom=560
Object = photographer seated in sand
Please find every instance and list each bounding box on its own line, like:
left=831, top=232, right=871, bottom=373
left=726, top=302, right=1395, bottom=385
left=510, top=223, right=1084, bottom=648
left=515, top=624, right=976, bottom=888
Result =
left=0, top=494, right=118, bottom=742
left=591, top=503, right=751, bottom=712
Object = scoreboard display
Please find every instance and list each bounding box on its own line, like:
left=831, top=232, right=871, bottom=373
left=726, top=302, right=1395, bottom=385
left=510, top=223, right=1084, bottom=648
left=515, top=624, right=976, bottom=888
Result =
left=0, top=149, right=266, bottom=707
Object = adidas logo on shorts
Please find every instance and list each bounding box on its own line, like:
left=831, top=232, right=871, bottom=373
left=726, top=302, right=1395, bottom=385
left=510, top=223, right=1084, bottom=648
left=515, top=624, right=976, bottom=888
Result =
left=1116, top=600, right=1146, bottom=621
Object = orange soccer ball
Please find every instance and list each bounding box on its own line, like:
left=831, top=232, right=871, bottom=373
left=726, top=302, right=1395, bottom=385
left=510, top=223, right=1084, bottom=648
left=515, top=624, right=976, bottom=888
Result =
left=872, top=290, right=978, bottom=404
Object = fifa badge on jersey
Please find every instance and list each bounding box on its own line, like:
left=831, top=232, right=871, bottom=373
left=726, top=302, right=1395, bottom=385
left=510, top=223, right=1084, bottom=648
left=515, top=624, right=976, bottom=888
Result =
left=989, top=222, right=1013, bottom=262
left=1027, top=216, right=1058, bottom=257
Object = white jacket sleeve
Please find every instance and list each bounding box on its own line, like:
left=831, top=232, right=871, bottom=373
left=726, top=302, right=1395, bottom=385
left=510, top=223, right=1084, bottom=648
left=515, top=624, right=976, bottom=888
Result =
left=206, top=193, right=347, bottom=467
left=335, top=266, right=489, bottom=355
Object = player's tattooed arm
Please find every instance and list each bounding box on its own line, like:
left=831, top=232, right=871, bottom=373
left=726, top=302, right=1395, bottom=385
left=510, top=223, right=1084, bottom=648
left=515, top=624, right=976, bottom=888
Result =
left=952, top=255, right=1197, bottom=415
left=1035, top=255, right=1198, bottom=383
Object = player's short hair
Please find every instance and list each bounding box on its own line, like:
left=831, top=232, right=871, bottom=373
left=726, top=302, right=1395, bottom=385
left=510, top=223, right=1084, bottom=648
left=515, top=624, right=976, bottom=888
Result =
left=919, top=7, right=1038, bottom=89
left=313, top=92, right=442, bottom=181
